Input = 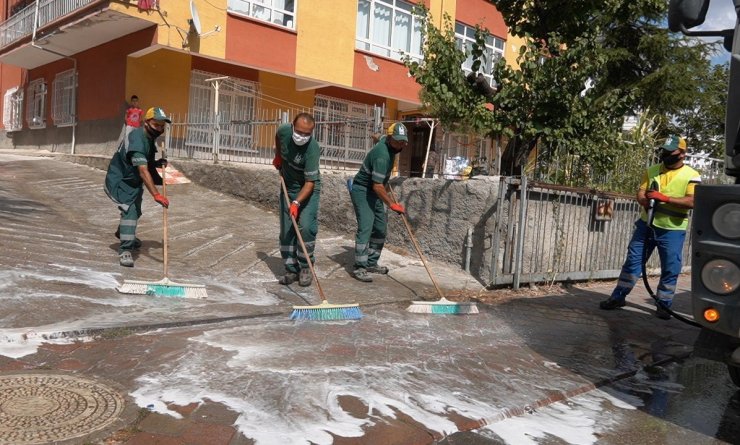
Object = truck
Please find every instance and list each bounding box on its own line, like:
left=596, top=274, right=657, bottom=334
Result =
left=669, top=0, right=740, bottom=386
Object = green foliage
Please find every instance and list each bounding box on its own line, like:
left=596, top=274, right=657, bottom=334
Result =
left=404, top=0, right=727, bottom=183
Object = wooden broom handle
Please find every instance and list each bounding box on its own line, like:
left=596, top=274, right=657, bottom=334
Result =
left=279, top=174, right=326, bottom=302
left=388, top=185, right=445, bottom=300
left=161, top=152, right=168, bottom=279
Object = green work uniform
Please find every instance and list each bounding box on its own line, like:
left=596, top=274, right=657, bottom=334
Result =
left=351, top=135, right=396, bottom=269
left=276, top=123, right=321, bottom=273
left=104, top=127, right=162, bottom=253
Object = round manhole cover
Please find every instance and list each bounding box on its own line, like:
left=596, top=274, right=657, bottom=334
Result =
left=0, top=373, right=125, bottom=445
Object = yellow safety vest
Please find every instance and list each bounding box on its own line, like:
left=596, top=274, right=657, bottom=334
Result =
left=640, top=163, right=700, bottom=230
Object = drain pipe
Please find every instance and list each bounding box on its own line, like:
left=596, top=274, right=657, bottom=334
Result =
left=31, top=1, right=77, bottom=154
left=464, top=226, right=473, bottom=273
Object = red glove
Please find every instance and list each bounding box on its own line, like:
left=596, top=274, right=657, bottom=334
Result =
left=153, top=193, right=170, bottom=208
left=390, top=203, right=405, bottom=214
left=646, top=190, right=670, bottom=203
left=289, top=200, right=300, bottom=219
left=272, top=155, right=282, bottom=170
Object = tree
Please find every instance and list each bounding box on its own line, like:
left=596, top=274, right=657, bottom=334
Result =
left=404, top=1, right=726, bottom=179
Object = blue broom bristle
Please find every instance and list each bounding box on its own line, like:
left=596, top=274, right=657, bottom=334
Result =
left=146, top=285, right=186, bottom=297
left=290, top=306, right=363, bottom=321
left=430, top=304, right=466, bottom=314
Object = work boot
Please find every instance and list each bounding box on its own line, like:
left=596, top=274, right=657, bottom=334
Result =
left=119, top=251, right=134, bottom=267
left=599, top=298, right=625, bottom=310
left=366, top=265, right=389, bottom=274
left=298, top=268, right=312, bottom=287
left=655, top=303, right=672, bottom=320
left=114, top=229, right=142, bottom=249
left=353, top=268, right=373, bottom=283
left=278, top=272, right=298, bottom=285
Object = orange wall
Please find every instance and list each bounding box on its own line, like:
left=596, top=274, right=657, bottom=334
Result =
left=225, top=15, right=296, bottom=75
left=192, top=57, right=260, bottom=82
left=352, top=53, right=420, bottom=104
left=0, top=63, right=24, bottom=128
left=455, top=0, right=507, bottom=38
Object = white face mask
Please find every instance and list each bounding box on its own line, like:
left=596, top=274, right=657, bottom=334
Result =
left=292, top=131, right=311, bottom=146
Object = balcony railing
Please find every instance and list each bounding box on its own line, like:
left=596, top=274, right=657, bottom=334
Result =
left=0, top=0, right=97, bottom=49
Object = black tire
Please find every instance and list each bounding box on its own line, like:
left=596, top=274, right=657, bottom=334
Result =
left=729, top=363, right=740, bottom=387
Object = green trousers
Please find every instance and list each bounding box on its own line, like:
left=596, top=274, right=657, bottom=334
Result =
left=350, top=186, right=386, bottom=269
left=279, top=188, right=320, bottom=273
left=105, top=182, right=143, bottom=254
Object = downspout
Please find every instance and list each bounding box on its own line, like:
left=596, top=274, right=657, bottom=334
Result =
left=31, top=1, right=77, bottom=154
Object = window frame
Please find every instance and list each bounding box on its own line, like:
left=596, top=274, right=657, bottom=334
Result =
left=455, top=22, right=504, bottom=86
left=355, top=0, right=423, bottom=62
left=3, top=86, right=23, bottom=132
left=51, top=69, right=76, bottom=127
left=25, top=78, right=46, bottom=129
left=226, top=0, right=297, bottom=30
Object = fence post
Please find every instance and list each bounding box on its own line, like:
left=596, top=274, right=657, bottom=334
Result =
left=513, top=175, right=528, bottom=290
left=488, top=176, right=507, bottom=286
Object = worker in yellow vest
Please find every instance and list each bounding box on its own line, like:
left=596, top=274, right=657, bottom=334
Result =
left=599, top=135, right=701, bottom=319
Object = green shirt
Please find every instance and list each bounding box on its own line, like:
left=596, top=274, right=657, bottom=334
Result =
left=276, top=123, right=321, bottom=191
left=105, top=127, right=160, bottom=193
left=352, top=136, right=396, bottom=191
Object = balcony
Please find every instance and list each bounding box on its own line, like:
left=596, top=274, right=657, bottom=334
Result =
left=0, top=0, right=154, bottom=68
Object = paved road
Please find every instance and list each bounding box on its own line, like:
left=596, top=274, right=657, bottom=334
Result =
left=0, top=152, right=737, bottom=445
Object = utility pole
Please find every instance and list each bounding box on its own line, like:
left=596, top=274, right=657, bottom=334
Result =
left=205, top=76, right=229, bottom=163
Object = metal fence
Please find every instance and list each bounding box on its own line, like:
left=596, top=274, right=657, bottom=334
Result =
left=489, top=176, right=692, bottom=288
left=164, top=109, right=376, bottom=170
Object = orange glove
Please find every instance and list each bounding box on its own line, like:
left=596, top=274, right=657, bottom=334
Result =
left=289, top=200, right=300, bottom=219
left=153, top=193, right=169, bottom=208
left=272, top=155, right=282, bottom=170
left=390, top=203, right=405, bottom=214
left=646, top=190, right=669, bottom=203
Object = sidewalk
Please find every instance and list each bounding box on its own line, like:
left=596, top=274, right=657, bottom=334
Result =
left=0, top=152, right=700, bottom=445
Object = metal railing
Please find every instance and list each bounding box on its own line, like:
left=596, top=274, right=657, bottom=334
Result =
left=0, top=0, right=97, bottom=48
left=490, top=177, right=692, bottom=288
left=164, top=109, right=376, bottom=170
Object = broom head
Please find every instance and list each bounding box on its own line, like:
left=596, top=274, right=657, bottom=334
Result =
left=290, top=300, right=362, bottom=321
left=117, top=277, right=207, bottom=299
left=407, top=297, right=478, bottom=315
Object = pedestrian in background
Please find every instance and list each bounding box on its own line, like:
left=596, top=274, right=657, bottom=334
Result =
left=272, top=113, right=321, bottom=287
left=350, top=123, right=408, bottom=282
left=599, top=135, right=701, bottom=319
left=105, top=107, right=171, bottom=267
left=124, top=95, right=143, bottom=147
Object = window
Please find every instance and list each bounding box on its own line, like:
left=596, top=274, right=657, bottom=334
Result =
left=26, top=78, right=46, bottom=129
left=52, top=69, right=76, bottom=127
left=313, top=95, right=374, bottom=165
left=455, top=22, right=504, bottom=86
left=3, top=87, right=23, bottom=131
left=227, top=0, right=295, bottom=29
left=356, top=0, right=422, bottom=62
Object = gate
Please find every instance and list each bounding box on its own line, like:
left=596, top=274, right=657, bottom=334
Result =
left=489, top=177, right=692, bottom=289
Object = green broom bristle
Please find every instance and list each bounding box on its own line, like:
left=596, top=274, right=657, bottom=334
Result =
left=146, top=284, right=186, bottom=297
left=407, top=300, right=479, bottom=315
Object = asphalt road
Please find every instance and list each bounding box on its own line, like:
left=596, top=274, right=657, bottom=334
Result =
left=0, top=151, right=738, bottom=445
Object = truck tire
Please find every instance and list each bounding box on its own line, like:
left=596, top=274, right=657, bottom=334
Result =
left=729, top=364, right=740, bottom=387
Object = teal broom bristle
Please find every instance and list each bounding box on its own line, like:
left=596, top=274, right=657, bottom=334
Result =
left=290, top=306, right=363, bottom=321
left=407, top=300, right=479, bottom=315
left=146, top=284, right=186, bottom=297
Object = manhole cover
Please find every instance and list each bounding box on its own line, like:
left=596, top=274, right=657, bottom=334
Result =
left=0, top=373, right=125, bottom=445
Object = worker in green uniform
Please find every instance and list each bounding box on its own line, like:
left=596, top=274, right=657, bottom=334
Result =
left=272, top=113, right=321, bottom=286
left=104, top=107, right=171, bottom=267
left=350, top=123, right=408, bottom=282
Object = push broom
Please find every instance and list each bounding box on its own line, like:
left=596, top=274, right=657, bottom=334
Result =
left=117, top=153, right=207, bottom=299
left=389, top=186, right=478, bottom=314
left=280, top=175, right=361, bottom=321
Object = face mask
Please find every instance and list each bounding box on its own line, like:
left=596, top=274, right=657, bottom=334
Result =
left=292, top=129, right=311, bottom=146
left=145, top=122, right=164, bottom=139
left=661, top=151, right=681, bottom=166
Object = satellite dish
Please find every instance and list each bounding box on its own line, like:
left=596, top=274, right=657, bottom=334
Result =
left=190, top=0, right=202, bottom=35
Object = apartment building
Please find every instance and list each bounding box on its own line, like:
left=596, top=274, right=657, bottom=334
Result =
left=0, top=0, right=507, bottom=175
